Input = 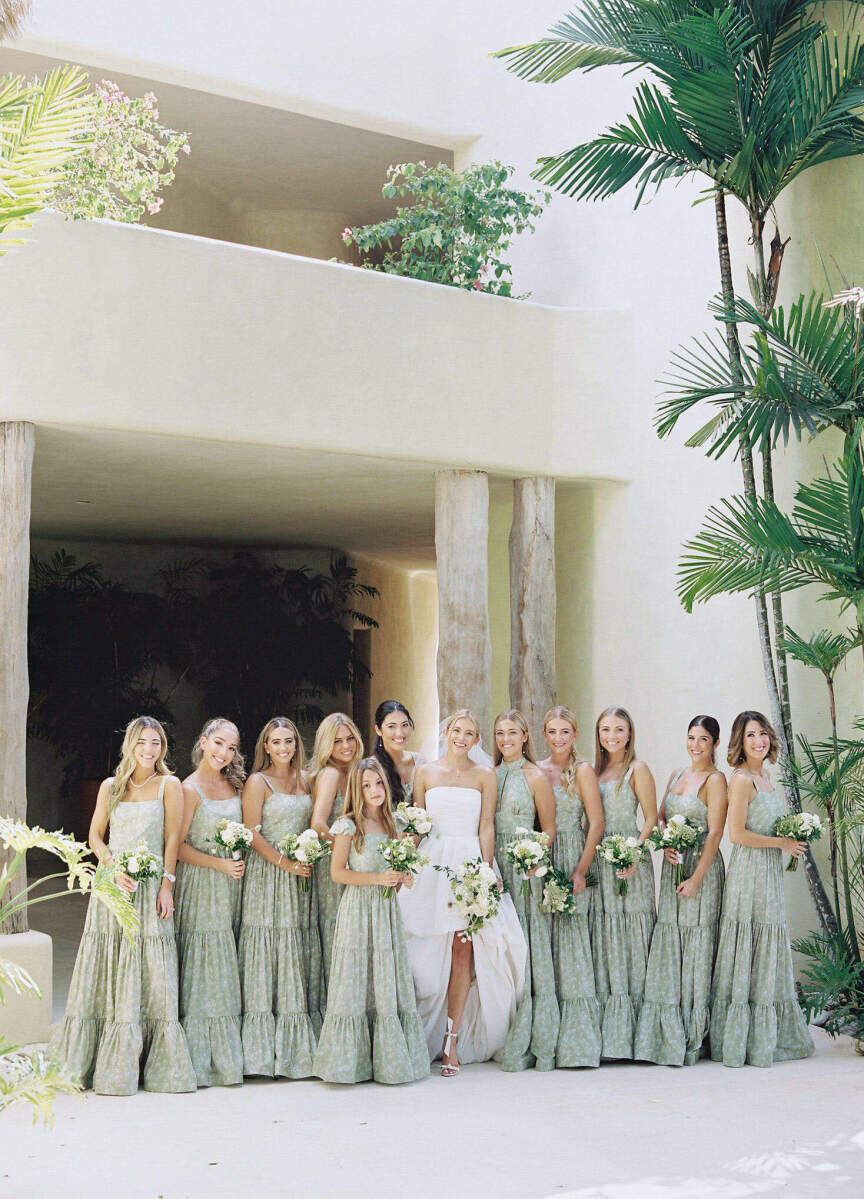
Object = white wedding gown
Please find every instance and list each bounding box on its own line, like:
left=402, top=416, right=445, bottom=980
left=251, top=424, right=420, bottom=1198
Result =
left=398, top=786, right=527, bottom=1064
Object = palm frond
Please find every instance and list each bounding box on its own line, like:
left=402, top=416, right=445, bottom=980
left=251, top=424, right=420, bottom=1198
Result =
left=779, top=626, right=861, bottom=679
left=0, top=1041, right=81, bottom=1125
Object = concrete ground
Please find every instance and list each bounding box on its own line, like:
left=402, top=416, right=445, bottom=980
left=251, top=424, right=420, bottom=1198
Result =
left=2, top=895, right=862, bottom=1199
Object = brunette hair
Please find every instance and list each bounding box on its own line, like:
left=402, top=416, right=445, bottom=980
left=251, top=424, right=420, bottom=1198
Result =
left=493, top=708, right=536, bottom=766
left=344, top=756, right=397, bottom=852
left=251, top=716, right=307, bottom=786
left=543, top=705, right=584, bottom=796
left=108, top=716, right=171, bottom=812
left=727, top=710, right=779, bottom=768
left=688, top=714, right=721, bottom=764
left=373, top=700, right=414, bottom=804
left=594, top=706, right=636, bottom=791
left=191, top=717, right=246, bottom=791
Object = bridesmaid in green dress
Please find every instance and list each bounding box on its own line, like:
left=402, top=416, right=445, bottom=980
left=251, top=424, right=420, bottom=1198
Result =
left=174, top=718, right=246, bottom=1087
left=372, top=699, right=423, bottom=803
left=710, top=711, right=814, bottom=1067
left=309, top=712, right=364, bottom=990
left=537, top=706, right=604, bottom=1068
left=494, top=709, right=559, bottom=1072
left=591, top=706, right=657, bottom=1059
left=56, top=716, right=196, bottom=1095
left=239, top=717, right=323, bottom=1078
left=635, top=716, right=727, bottom=1066
left=313, top=757, right=429, bottom=1084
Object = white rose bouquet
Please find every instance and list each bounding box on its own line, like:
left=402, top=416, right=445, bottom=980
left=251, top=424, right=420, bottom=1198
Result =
left=598, top=834, right=645, bottom=896
left=434, top=857, right=501, bottom=941
left=394, top=802, right=433, bottom=838
left=277, top=829, right=331, bottom=892
left=504, top=826, right=551, bottom=897
left=378, top=836, right=429, bottom=899
left=540, top=865, right=597, bottom=916
left=773, top=811, right=823, bottom=871
left=647, top=814, right=704, bottom=887
left=115, top=843, right=163, bottom=892
left=210, top=819, right=254, bottom=859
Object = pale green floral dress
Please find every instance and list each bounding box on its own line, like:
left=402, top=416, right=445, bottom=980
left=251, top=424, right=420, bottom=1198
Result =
left=591, top=764, right=656, bottom=1059
left=315, top=784, right=346, bottom=992
left=174, top=787, right=244, bottom=1086
left=401, top=752, right=420, bottom=802
left=239, top=780, right=323, bottom=1078
left=312, top=818, right=430, bottom=1084
left=55, top=780, right=197, bottom=1095
left=551, top=782, right=601, bottom=1068
left=710, top=781, right=814, bottom=1068
left=634, top=771, right=725, bottom=1066
left=495, top=759, right=559, bottom=1072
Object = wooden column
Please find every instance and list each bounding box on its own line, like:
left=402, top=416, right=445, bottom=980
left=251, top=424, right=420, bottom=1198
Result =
left=0, top=421, right=34, bottom=934
left=435, top=470, right=492, bottom=745
left=509, top=476, right=556, bottom=750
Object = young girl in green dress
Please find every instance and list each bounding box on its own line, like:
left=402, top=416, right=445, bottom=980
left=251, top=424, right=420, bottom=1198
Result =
left=710, top=711, right=814, bottom=1067
left=635, top=715, right=727, bottom=1066
left=309, top=713, right=364, bottom=990
left=591, top=706, right=657, bottom=1059
left=312, top=757, right=429, bottom=1084
left=56, top=716, right=197, bottom=1095
left=493, top=708, right=558, bottom=1072
left=174, top=718, right=246, bottom=1087
left=239, top=717, right=323, bottom=1078
left=537, top=706, right=604, bottom=1069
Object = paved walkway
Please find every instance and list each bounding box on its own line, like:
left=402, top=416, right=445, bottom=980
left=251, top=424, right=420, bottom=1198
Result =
left=2, top=897, right=861, bottom=1199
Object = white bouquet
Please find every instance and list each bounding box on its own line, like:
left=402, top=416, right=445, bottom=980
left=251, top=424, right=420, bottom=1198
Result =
left=277, top=828, right=331, bottom=892
left=647, top=814, right=704, bottom=886
left=434, top=857, right=501, bottom=941
left=115, top=842, right=163, bottom=891
left=394, top=802, right=433, bottom=837
left=773, top=811, right=823, bottom=871
left=378, top=836, right=429, bottom=899
left=211, top=819, right=254, bottom=859
left=598, top=834, right=645, bottom=896
left=504, top=826, right=551, bottom=897
left=540, top=865, right=597, bottom=916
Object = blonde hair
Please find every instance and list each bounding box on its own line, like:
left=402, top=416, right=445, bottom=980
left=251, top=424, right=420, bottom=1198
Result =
left=344, top=756, right=396, bottom=852
left=493, top=708, right=536, bottom=766
left=443, top=708, right=480, bottom=742
left=307, top=712, right=364, bottom=788
left=191, top=717, right=246, bottom=791
left=727, top=710, right=779, bottom=768
left=543, top=705, right=584, bottom=796
left=108, top=716, right=171, bottom=812
left=594, top=706, right=636, bottom=792
left=252, top=716, right=307, bottom=785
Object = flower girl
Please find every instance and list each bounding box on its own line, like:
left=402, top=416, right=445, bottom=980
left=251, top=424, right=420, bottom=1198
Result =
left=312, top=757, right=429, bottom=1084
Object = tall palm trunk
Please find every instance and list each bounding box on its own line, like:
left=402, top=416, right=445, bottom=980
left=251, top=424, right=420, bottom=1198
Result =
left=714, top=189, right=837, bottom=936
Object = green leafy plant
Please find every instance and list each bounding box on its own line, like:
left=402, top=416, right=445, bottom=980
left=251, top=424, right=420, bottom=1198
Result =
left=341, top=160, right=548, bottom=297
left=793, top=927, right=864, bottom=1044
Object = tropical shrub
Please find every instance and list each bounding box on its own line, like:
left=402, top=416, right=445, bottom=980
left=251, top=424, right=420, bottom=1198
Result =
left=341, top=160, right=548, bottom=297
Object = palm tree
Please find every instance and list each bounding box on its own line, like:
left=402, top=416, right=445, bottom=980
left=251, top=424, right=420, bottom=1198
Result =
left=0, top=64, right=92, bottom=253
left=496, top=1, right=864, bottom=932
left=0, top=1, right=31, bottom=41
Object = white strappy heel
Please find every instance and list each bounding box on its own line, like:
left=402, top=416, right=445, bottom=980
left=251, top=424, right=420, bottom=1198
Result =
left=441, top=1017, right=460, bottom=1076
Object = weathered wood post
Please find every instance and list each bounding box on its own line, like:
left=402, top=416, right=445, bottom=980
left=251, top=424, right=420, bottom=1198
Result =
left=434, top=470, right=492, bottom=746
left=509, top=476, right=556, bottom=751
left=0, top=421, right=34, bottom=933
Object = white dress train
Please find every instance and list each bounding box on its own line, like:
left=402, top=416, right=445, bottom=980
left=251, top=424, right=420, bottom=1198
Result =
left=398, top=786, right=527, bottom=1064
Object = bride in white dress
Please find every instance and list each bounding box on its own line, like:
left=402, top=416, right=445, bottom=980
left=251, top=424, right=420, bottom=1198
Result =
left=399, top=709, right=526, bottom=1074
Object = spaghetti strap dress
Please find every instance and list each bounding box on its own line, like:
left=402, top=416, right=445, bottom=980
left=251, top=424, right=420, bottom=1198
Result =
left=55, top=778, right=197, bottom=1094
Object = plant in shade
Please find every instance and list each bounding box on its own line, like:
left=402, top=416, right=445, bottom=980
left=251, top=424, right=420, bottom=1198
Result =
left=51, top=79, right=190, bottom=222
left=341, top=160, right=548, bottom=297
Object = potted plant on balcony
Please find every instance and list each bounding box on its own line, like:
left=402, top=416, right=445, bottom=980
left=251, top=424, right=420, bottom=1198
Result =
left=28, top=551, right=172, bottom=839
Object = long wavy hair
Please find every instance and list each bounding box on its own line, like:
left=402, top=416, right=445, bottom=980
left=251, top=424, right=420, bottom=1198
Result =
left=492, top=708, right=536, bottom=766
left=594, top=706, right=636, bottom=792
left=191, top=717, right=246, bottom=791
left=344, top=756, right=397, bottom=852
left=373, top=700, right=414, bottom=805
left=251, top=716, right=307, bottom=787
left=307, top=712, right=364, bottom=790
left=108, top=716, right=171, bottom=813
left=727, top=710, right=778, bottom=768
left=543, top=705, right=584, bottom=796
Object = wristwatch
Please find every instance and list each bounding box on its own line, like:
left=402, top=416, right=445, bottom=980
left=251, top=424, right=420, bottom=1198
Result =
left=162, top=871, right=176, bottom=883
